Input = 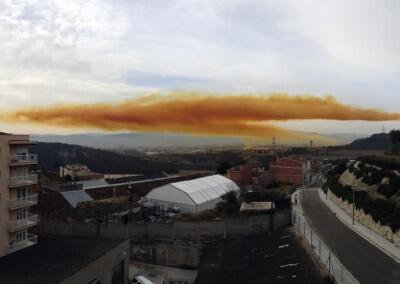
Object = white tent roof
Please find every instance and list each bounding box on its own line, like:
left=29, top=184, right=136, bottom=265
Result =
left=166, top=174, right=239, bottom=205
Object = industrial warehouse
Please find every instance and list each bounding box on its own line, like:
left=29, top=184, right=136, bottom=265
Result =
left=142, top=175, right=240, bottom=214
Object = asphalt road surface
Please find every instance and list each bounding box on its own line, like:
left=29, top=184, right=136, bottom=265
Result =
left=300, top=190, right=400, bottom=284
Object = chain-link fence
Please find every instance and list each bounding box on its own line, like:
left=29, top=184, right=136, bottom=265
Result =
left=293, top=210, right=360, bottom=284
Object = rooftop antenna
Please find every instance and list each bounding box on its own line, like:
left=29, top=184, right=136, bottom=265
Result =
left=382, top=126, right=386, bottom=134
left=272, top=136, right=276, bottom=149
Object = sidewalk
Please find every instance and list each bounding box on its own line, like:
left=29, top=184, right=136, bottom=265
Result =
left=318, top=189, right=400, bottom=263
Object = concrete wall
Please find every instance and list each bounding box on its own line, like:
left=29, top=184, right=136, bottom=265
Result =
left=60, top=240, right=130, bottom=284
left=131, top=240, right=201, bottom=268
left=37, top=212, right=292, bottom=242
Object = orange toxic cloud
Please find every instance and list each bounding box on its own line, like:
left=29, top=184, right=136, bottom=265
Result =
left=3, top=93, right=400, bottom=144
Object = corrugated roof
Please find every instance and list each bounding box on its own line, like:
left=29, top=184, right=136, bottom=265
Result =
left=169, top=174, right=239, bottom=205
left=77, top=179, right=109, bottom=190
left=61, top=190, right=93, bottom=208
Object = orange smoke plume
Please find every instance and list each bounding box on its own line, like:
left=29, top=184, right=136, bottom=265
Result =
left=3, top=93, right=400, bottom=143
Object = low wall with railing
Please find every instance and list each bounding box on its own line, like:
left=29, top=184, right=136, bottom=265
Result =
left=292, top=209, right=359, bottom=284
left=36, top=212, right=291, bottom=242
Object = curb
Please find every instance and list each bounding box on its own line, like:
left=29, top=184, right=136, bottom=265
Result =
left=318, top=189, right=400, bottom=264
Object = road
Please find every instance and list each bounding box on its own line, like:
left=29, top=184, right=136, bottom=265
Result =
left=300, top=190, right=400, bottom=284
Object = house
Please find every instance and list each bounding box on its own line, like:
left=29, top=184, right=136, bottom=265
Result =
left=264, top=157, right=311, bottom=185
left=227, top=165, right=253, bottom=185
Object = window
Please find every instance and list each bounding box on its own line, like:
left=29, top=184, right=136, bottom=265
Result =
left=16, top=231, right=27, bottom=243
left=17, top=208, right=27, bottom=220
left=17, top=188, right=27, bottom=199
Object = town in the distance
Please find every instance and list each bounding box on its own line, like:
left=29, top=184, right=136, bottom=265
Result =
left=0, top=129, right=399, bottom=284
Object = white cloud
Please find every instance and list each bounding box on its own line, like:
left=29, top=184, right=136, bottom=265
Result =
left=0, top=0, right=399, bottom=134
left=283, top=0, right=400, bottom=73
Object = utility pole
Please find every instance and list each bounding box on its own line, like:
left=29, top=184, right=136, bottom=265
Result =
left=352, top=189, right=355, bottom=225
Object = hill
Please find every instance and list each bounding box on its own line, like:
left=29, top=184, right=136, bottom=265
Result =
left=328, top=133, right=391, bottom=151
left=29, top=142, right=177, bottom=174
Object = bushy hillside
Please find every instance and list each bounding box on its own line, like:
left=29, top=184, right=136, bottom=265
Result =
left=326, top=158, right=400, bottom=232
left=29, top=142, right=177, bottom=174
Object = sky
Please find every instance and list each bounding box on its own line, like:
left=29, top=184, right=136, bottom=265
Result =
left=0, top=0, right=399, bottom=135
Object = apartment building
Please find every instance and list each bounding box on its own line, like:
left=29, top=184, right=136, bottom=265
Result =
left=267, top=157, right=311, bottom=185
left=0, top=133, right=38, bottom=257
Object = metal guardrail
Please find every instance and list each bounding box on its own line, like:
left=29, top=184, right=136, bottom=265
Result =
left=9, top=154, right=38, bottom=165
left=293, top=210, right=360, bottom=284
left=8, top=233, right=38, bottom=253
left=9, top=174, right=38, bottom=187
left=8, top=193, right=38, bottom=209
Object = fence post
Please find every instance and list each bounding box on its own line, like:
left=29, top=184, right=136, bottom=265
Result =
left=328, top=251, right=331, bottom=276
left=166, top=248, right=169, bottom=266
left=298, top=215, right=300, bottom=231
left=341, top=264, right=344, bottom=284
left=319, top=239, right=321, bottom=258
left=172, top=222, right=175, bottom=240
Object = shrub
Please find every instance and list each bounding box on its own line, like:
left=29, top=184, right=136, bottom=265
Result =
left=377, top=184, right=398, bottom=198
left=389, top=176, right=400, bottom=189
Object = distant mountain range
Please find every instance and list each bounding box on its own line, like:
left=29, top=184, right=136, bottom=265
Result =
left=32, top=132, right=365, bottom=150
left=32, top=133, right=242, bottom=150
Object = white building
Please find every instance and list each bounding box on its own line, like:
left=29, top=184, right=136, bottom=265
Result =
left=144, top=175, right=240, bottom=214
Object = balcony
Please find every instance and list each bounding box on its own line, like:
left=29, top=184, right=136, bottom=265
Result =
left=8, top=214, right=38, bottom=232
left=8, top=233, right=38, bottom=254
left=8, top=194, right=38, bottom=210
left=9, top=154, right=38, bottom=166
left=9, top=174, right=38, bottom=188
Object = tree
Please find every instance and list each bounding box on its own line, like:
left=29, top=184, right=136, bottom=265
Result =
left=215, top=191, right=240, bottom=215
left=217, top=162, right=231, bottom=174
left=390, top=130, right=400, bottom=153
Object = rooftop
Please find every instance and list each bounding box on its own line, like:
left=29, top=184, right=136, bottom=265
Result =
left=240, top=201, right=273, bottom=212
left=0, top=236, right=127, bottom=284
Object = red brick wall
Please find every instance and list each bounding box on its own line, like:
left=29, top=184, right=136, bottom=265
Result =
left=227, top=165, right=253, bottom=185
left=268, top=158, right=305, bottom=185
